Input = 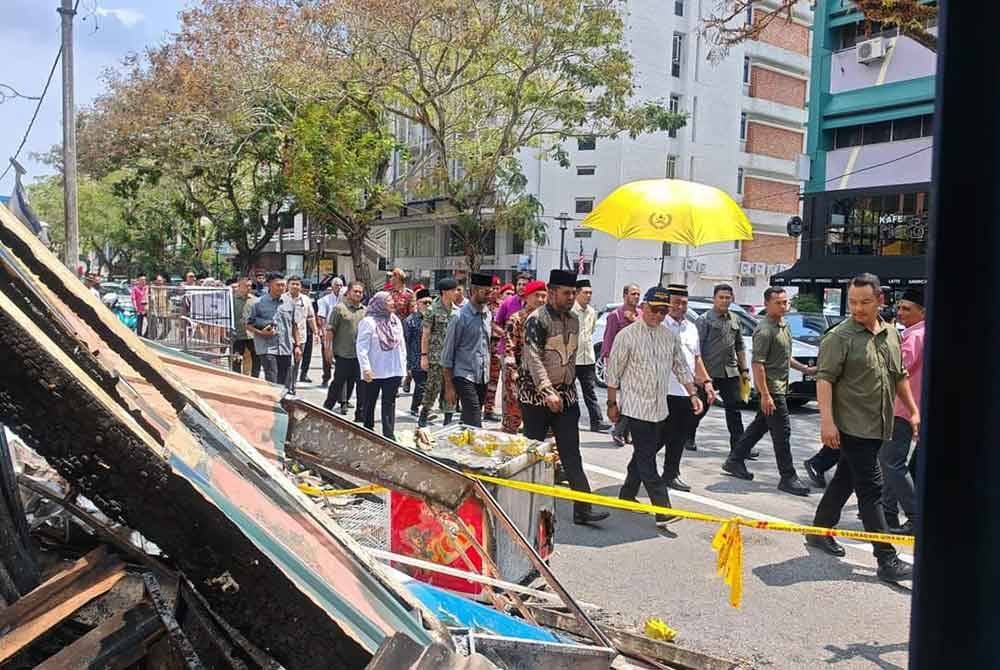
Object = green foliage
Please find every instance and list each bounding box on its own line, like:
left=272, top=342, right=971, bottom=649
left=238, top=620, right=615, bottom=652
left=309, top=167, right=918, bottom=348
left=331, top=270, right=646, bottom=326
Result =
left=791, top=293, right=823, bottom=313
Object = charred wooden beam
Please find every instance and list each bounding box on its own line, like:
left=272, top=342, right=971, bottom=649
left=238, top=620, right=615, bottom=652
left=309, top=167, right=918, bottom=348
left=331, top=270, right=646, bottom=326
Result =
left=0, top=429, right=38, bottom=601
left=33, top=603, right=164, bottom=670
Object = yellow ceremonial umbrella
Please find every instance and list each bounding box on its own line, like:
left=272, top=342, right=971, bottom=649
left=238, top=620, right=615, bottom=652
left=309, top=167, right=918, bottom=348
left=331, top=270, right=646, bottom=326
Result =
left=581, top=178, right=753, bottom=246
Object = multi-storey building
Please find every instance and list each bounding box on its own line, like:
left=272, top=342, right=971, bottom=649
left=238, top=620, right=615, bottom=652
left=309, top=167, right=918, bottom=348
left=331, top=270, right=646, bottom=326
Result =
left=772, top=1, right=936, bottom=312
left=381, top=0, right=813, bottom=308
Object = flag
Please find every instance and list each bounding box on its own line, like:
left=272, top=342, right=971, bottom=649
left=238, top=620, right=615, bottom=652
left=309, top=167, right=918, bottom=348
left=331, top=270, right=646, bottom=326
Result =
left=6, top=159, right=49, bottom=245
left=576, top=240, right=585, bottom=274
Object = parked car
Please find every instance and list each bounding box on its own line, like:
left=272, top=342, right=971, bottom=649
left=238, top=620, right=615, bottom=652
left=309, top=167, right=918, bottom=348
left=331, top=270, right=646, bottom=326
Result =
left=592, top=300, right=820, bottom=408
left=782, top=312, right=845, bottom=346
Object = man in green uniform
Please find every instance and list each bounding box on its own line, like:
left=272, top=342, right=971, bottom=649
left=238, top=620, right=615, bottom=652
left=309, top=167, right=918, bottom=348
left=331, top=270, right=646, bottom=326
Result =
left=418, top=278, right=460, bottom=427
left=807, top=274, right=918, bottom=584
left=723, top=286, right=814, bottom=496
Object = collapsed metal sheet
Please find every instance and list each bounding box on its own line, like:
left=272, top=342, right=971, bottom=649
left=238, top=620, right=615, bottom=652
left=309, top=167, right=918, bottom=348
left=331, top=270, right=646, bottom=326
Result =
left=0, top=206, right=443, bottom=669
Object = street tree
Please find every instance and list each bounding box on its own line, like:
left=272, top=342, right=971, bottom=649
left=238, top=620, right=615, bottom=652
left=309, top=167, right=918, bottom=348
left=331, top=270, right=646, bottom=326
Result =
left=701, top=0, right=937, bottom=62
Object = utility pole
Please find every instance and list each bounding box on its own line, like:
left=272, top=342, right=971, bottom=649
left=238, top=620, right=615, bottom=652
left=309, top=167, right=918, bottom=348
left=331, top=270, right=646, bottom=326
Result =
left=58, top=0, right=79, bottom=274
left=556, top=212, right=569, bottom=271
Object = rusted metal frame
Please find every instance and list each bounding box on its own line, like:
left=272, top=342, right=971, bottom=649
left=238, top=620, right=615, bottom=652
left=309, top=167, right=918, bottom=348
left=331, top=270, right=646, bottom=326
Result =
left=17, top=475, right=174, bottom=579
left=143, top=572, right=206, bottom=670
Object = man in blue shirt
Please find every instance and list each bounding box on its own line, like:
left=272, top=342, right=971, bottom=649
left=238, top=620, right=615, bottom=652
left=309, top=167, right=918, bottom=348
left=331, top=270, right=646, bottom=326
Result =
left=246, top=272, right=300, bottom=387
left=442, top=273, right=493, bottom=427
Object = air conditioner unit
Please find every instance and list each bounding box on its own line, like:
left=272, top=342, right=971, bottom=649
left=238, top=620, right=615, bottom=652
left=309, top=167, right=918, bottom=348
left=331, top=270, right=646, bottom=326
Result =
left=754, top=263, right=767, bottom=275
left=684, top=258, right=699, bottom=272
left=857, top=36, right=887, bottom=64
left=739, top=261, right=753, bottom=275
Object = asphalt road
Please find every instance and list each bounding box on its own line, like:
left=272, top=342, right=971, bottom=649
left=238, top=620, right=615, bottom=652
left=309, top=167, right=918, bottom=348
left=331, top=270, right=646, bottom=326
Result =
left=294, top=357, right=912, bottom=670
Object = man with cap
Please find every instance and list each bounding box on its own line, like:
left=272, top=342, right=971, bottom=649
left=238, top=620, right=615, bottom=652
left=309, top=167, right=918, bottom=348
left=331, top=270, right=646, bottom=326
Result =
left=501, top=279, right=548, bottom=434
left=608, top=285, right=701, bottom=527
left=442, top=273, right=494, bottom=427
left=404, top=288, right=433, bottom=416
left=661, top=284, right=714, bottom=492
left=879, top=285, right=926, bottom=535
left=722, top=287, right=814, bottom=496
left=419, top=278, right=461, bottom=427
left=521, top=270, right=609, bottom=525
left=483, top=275, right=504, bottom=422
left=572, top=278, right=611, bottom=433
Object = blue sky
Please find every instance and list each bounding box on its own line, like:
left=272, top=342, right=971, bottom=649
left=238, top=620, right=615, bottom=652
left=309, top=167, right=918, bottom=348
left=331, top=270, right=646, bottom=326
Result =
left=0, top=1, right=184, bottom=193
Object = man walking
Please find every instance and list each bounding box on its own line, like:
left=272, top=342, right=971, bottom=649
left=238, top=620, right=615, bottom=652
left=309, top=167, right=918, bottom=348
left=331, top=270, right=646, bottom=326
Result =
left=602, top=284, right=642, bottom=446
left=387, top=267, right=415, bottom=321
left=231, top=275, right=259, bottom=376
left=501, top=280, right=548, bottom=434
left=807, top=274, right=918, bottom=584
left=483, top=276, right=504, bottom=422
left=693, top=284, right=750, bottom=453
left=572, top=279, right=611, bottom=433
left=324, top=281, right=366, bottom=419
left=442, top=273, right=494, bottom=427
left=722, top=287, right=814, bottom=496
left=284, top=276, right=318, bottom=392
left=880, top=286, right=926, bottom=535
left=419, top=278, right=461, bottom=427
left=521, top=270, right=609, bottom=525
left=131, top=273, right=148, bottom=336
left=404, top=288, right=432, bottom=416
left=492, top=273, right=532, bottom=425
left=316, top=278, right=344, bottom=387
left=661, top=284, right=713, bottom=493
left=247, top=272, right=300, bottom=387
left=609, top=286, right=701, bottom=527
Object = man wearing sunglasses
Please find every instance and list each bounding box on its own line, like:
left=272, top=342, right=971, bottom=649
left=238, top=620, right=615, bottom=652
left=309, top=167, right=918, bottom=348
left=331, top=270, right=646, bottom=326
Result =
left=607, top=286, right=702, bottom=527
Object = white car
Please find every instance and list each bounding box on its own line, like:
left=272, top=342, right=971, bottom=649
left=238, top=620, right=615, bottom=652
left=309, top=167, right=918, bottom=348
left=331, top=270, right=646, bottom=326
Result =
left=592, top=300, right=819, bottom=408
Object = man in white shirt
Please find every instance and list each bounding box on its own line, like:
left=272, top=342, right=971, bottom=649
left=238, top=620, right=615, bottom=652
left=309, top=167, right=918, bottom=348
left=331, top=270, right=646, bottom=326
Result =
left=283, top=276, right=317, bottom=394
left=661, top=284, right=714, bottom=493
left=607, top=286, right=702, bottom=527
left=572, top=279, right=611, bottom=433
left=315, top=278, right=344, bottom=387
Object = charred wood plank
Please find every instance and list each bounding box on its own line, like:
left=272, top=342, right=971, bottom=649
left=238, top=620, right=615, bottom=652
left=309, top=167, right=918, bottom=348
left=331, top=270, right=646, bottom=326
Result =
left=33, top=603, right=164, bottom=670
left=0, top=428, right=38, bottom=600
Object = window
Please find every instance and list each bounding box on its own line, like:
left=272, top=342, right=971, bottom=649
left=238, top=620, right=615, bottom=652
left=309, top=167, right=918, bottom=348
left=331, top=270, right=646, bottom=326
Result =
left=577, top=135, right=596, bottom=151
left=668, top=94, right=681, bottom=138
left=391, top=226, right=436, bottom=258
left=739, top=112, right=748, bottom=141
left=674, top=0, right=684, bottom=16
left=511, top=232, right=525, bottom=255
left=743, top=56, right=751, bottom=84
left=575, top=198, right=595, bottom=214
left=671, top=32, right=684, bottom=77
left=740, top=276, right=757, bottom=288
left=861, top=121, right=892, bottom=145
left=574, top=228, right=593, bottom=238
left=825, top=189, right=930, bottom=258
left=279, top=212, right=295, bottom=229
left=576, top=165, right=596, bottom=176
left=736, top=168, right=744, bottom=195
left=665, top=154, right=677, bottom=179
left=920, top=114, right=934, bottom=137
left=831, top=115, right=935, bottom=149
left=891, top=116, right=922, bottom=141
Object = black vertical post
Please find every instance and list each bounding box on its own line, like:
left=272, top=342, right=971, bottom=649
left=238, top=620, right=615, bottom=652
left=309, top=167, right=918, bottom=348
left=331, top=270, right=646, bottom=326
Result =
left=910, top=1, right=1000, bottom=667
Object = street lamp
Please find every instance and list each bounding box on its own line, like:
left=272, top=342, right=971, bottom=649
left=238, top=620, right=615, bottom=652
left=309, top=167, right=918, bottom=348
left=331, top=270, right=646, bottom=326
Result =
left=556, top=212, right=570, bottom=270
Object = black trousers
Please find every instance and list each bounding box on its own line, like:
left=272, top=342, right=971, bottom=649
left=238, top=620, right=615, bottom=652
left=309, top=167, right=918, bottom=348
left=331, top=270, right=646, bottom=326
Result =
left=326, top=356, right=362, bottom=421
left=663, top=396, right=697, bottom=481
left=260, top=354, right=292, bottom=387
left=231, top=339, right=259, bottom=377
left=361, top=376, right=402, bottom=440
left=298, top=327, right=314, bottom=381
left=575, top=364, right=604, bottom=428
left=409, top=368, right=428, bottom=413
left=453, top=378, right=487, bottom=427
left=731, top=393, right=796, bottom=479
left=813, top=432, right=897, bottom=562
left=619, top=417, right=671, bottom=510
left=135, top=312, right=146, bottom=336
left=690, top=376, right=745, bottom=450
left=522, top=402, right=592, bottom=513
left=809, top=444, right=841, bottom=476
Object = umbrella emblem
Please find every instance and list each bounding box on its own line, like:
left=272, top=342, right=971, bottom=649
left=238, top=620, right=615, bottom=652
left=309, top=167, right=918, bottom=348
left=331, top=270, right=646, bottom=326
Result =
left=649, top=212, right=672, bottom=230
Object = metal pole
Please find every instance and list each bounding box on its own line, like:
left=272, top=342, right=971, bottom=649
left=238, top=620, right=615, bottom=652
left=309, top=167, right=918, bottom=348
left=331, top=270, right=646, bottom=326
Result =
left=557, top=212, right=569, bottom=271
left=658, top=242, right=667, bottom=286
left=58, top=0, right=79, bottom=274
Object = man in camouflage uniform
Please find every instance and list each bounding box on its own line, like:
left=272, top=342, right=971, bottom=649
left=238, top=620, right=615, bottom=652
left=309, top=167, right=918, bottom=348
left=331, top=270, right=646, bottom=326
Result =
left=418, top=278, right=461, bottom=427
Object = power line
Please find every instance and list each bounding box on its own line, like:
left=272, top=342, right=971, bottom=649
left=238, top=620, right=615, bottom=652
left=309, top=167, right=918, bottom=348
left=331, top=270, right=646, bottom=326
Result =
left=0, top=0, right=81, bottom=184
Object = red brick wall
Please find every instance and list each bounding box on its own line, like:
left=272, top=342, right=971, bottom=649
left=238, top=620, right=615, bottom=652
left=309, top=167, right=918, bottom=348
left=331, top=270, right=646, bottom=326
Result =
left=745, top=122, right=804, bottom=161
left=750, top=66, right=807, bottom=108
left=741, top=234, right=798, bottom=265
left=743, top=177, right=800, bottom=214
left=754, top=9, right=810, bottom=56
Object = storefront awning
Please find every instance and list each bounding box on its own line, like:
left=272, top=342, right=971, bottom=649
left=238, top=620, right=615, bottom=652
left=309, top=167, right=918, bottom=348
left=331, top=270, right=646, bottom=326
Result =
left=770, top=255, right=928, bottom=288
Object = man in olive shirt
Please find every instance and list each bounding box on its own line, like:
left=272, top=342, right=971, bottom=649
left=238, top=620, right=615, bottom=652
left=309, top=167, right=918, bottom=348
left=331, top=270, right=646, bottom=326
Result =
left=807, top=274, right=918, bottom=584
left=323, top=281, right=367, bottom=420
left=723, top=287, right=814, bottom=496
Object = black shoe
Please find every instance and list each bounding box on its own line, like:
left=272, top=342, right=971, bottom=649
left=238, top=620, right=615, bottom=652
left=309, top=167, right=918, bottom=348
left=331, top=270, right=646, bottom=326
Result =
left=803, top=458, right=826, bottom=489
left=877, top=557, right=913, bottom=583
left=889, top=520, right=915, bottom=536
left=666, top=477, right=691, bottom=492
left=442, top=413, right=453, bottom=426
left=402, top=381, right=411, bottom=394
left=746, top=449, right=761, bottom=460
left=554, top=466, right=568, bottom=485
left=345, top=401, right=354, bottom=409
left=618, top=492, right=639, bottom=503
left=321, top=380, right=330, bottom=388
left=655, top=514, right=679, bottom=527
left=418, top=415, right=428, bottom=428
left=778, top=475, right=810, bottom=497
left=625, top=434, right=633, bottom=445
left=574, top=509, right=610, bottom=525
left=410, top=409, right=420, bottom=417
left=339, top=405, right=349, bottom=416
left=591, top=422, right=612, bottom=433
left=805, top=534, right=846, bottom=557
left=611, top=433, right=626, bottom=447
left=684, top=440, right=697, bottom=451
left=300, top=376, right=313, bottom=383
left=722, top=459, right=754, bottom=481
left=484, top=412, right=500, bottom=422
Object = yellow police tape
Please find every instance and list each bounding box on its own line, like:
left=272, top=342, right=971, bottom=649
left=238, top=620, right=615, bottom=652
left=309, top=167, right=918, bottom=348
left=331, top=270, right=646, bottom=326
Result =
left=470, top=473, right=915, bottom=609
left=296, top=475, right=914, bottom=609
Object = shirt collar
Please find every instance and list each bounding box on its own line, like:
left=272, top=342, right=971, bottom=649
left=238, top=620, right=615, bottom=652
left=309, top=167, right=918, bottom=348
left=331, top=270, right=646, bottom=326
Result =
left=903, top=319, right=925, bottom=336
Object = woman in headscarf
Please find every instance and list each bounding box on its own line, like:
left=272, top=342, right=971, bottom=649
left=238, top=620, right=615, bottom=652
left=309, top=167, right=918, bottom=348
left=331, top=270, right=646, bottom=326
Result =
left=356, top=291, right=407, bottom=440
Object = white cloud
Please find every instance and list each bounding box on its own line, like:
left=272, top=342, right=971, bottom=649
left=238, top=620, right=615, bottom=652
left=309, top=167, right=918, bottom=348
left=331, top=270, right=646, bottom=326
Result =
left=95, top=6, right=145, bottom=28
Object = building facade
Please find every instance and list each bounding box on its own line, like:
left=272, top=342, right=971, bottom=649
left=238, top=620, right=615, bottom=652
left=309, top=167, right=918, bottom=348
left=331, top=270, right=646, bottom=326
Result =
left=772, top=1, right=936, bottom=312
